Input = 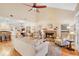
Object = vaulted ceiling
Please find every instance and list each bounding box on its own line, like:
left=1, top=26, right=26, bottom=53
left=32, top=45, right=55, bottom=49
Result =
left=24, top=3, right=77, bottom=11
left=43, top=3, right=77, bottom=11
left=0, top=3, right=77, bottom=22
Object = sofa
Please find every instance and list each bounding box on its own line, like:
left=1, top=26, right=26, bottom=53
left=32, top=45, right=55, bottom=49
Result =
left=12, top=36, right=49, bottom=56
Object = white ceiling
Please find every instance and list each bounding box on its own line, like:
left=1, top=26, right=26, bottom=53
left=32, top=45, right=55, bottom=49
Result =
left=41, top=3, right=77, bottom=11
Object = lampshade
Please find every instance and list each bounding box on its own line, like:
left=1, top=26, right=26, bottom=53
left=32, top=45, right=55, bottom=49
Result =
left=70, top=31, right=75, bottom=35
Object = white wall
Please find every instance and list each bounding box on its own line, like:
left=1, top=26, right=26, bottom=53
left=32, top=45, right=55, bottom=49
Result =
left=0, top=4, right=75, bottom=37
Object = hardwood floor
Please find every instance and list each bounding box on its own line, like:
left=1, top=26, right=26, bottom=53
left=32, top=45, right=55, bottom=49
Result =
left=0, top=40, right=79, bottom=56
left=48, top=42, right=79, bottom=56
left=61, top=48, right=79, bottom=56
left=10, top=49, right=21, bottom=56
left=0, top=41, right=21, bottom=56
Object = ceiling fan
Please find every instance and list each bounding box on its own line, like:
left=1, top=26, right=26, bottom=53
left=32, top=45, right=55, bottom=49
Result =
left=24, top=3, right=47, bottom=12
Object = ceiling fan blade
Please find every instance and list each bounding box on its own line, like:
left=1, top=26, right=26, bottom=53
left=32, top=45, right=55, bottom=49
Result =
left=35, top=5, right=47, bottom=8
left=28, top=8, right=33, bottom=11
left=23, top=4, right=33, bottom=7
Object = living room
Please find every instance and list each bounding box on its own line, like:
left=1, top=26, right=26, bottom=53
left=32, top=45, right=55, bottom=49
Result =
left=0, top=3, right=79, bottom=56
